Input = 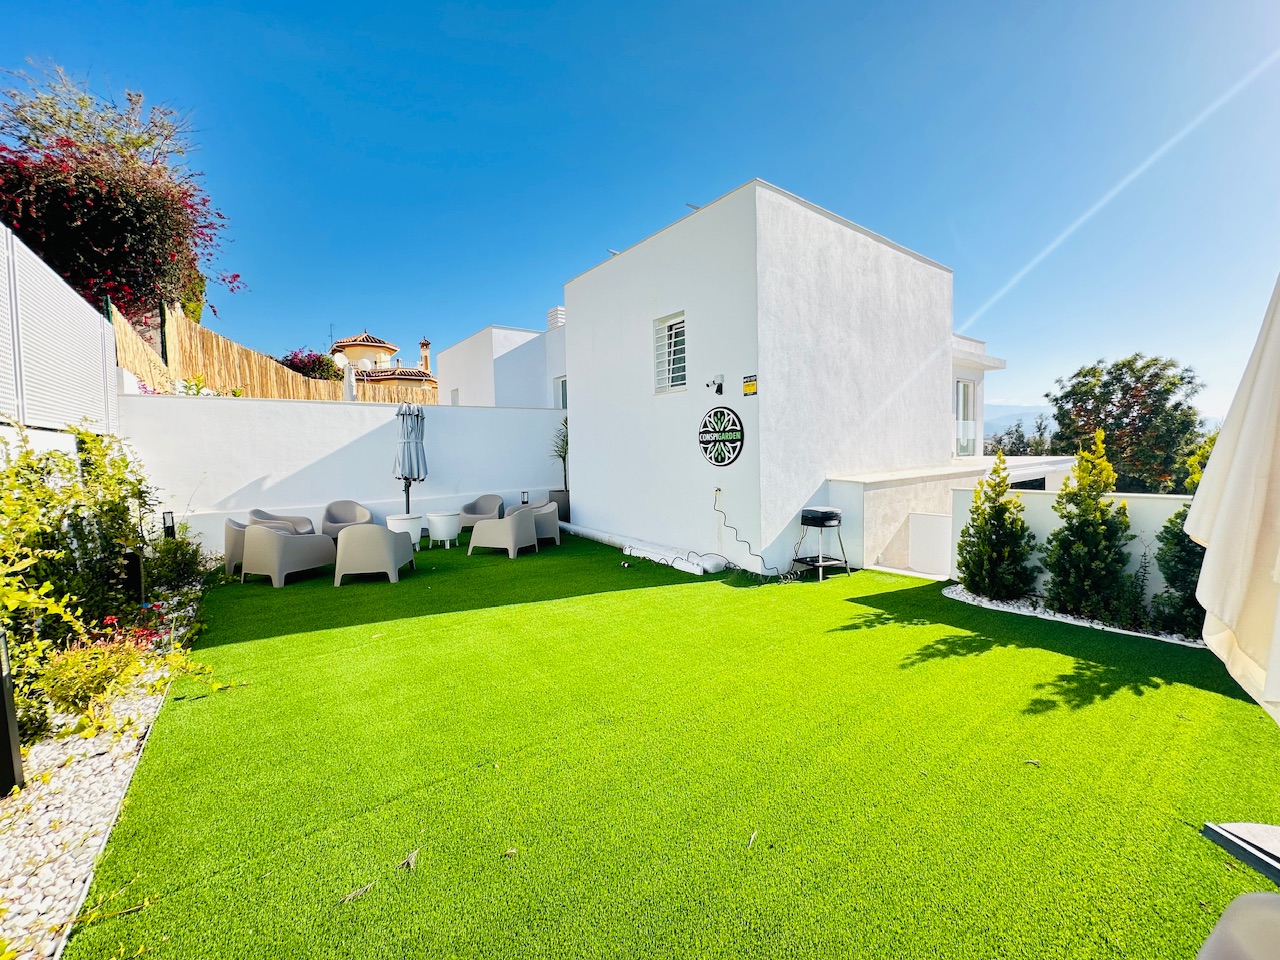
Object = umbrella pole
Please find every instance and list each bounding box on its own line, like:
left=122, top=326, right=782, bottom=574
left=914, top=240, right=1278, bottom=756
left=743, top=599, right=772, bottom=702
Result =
left=404, top=478, right=411, bottom=515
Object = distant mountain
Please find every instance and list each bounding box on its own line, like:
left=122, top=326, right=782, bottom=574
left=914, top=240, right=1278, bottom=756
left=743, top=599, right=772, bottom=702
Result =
left=984, top=405, right=1055, bottom=438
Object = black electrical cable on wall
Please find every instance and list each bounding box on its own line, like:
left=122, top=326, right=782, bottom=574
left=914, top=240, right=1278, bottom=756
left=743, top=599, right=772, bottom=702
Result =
left=712, top=490, right=802, bottom=583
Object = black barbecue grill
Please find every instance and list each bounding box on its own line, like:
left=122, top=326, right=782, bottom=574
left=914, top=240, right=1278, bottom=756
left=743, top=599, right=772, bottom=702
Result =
left=794, top=506, right=852, bottom=580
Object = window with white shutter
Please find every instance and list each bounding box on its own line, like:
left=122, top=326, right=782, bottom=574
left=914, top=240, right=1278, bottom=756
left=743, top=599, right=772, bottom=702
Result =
left=653, top=313, right=686, bottom=394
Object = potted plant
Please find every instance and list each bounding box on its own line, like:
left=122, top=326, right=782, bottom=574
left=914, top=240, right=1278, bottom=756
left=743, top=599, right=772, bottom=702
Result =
left=550, top=417, right=569, bottom=522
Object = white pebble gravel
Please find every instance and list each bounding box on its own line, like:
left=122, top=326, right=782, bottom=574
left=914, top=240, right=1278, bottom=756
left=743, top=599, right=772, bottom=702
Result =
left=942, top=583, right=1207, bottom=647
left=0, top=681, right=166, bottom=960
left=1, top=591, right=201, bottom=960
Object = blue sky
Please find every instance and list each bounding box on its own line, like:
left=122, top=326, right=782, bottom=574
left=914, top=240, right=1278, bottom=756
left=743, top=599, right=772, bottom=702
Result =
left=6, top=0, right=1280, bottom=417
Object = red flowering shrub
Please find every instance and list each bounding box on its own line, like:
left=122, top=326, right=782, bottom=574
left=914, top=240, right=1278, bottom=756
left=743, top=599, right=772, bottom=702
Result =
left=0, top=64, right=239, bottom=319
left=280, top=348, right=343, bottom=381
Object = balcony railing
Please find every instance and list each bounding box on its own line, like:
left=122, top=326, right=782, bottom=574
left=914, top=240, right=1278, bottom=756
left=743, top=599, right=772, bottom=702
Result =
left=955, top=420, right=978, bottom=457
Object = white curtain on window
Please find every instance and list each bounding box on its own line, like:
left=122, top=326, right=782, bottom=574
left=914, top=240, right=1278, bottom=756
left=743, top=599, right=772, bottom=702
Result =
left=1185, top=270, right=1280, bottom=724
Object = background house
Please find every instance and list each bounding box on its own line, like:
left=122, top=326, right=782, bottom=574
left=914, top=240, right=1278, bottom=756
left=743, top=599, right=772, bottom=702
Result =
left=435, top=309, right=567, bottom=409
left=563, top=180, right=1070, bottom=574
left=330, top=332, right=438, bottom=398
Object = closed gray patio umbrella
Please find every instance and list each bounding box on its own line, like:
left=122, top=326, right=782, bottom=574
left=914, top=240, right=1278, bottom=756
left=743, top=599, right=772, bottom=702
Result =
left=393, top=403, right=428, bottom=514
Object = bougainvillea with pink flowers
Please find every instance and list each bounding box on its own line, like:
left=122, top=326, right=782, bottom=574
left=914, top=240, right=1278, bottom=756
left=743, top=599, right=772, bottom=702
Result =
left=279, top=348, right=343, bottom=381
left=0, top=62, right=241, bottom=319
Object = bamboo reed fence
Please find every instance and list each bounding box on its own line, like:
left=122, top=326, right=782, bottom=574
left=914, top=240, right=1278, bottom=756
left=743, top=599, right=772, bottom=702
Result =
left=111, top=307, right=171, bottom=393
left=112, top=305, right=437, bottom=404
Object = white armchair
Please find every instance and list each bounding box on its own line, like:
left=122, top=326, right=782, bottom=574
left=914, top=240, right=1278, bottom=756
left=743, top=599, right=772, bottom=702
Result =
left=241, top=524, right=336, bottom=588
left=226, top=517, right=297, bottom=574
left=460, top=494, right=505, bottom=530
left=511, top=501, right=560, bottom=545
left=248, top=508, right=316, bottom=535
left=225, top=519, right=246, bottom=575
left=322, top=499, right=374, bottom=539
left=468, top=509, right=538, bottom=559
left=334, top=525, right=415, bottom=586
left=529, top=501, right=561, bottom=545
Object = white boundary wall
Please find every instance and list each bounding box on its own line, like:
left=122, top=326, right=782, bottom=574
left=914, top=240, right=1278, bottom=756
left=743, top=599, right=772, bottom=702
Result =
left=0, top=224, right=118, bottom=434
left=119, top=395, right=565, bottom=547
left=950, top=487, right=1193, bottom=599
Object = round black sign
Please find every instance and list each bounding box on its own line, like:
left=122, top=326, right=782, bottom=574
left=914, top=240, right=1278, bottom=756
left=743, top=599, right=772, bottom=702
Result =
left=699, top=407, right=745, bottom=466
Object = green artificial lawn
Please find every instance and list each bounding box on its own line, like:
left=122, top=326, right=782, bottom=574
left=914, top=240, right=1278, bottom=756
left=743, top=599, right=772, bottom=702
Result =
left=63, top=534, right=1280, bottom=959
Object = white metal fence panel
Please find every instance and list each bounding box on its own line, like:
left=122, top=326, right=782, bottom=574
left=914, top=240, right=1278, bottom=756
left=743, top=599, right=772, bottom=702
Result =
left=0, top=230, right=19, bottom=422
left=102, top=317, right=119, bottom=434
left=2, top=224, right=115, bottom=433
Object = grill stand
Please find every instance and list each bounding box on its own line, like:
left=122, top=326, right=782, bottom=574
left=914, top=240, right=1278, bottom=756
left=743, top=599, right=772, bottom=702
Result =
left=794, top=523, right=852, bottom=582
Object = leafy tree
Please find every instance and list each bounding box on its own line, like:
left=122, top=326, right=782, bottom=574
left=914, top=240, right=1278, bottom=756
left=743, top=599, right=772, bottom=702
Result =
left=985, top=419, right=1029, bottom=457
left=985, top=414, right=1051, bottom=457
left=1183, top=430, right=1217, bottom=494
left=956, top=452, right=1039, bottom=600
left=1042, top=430, right=1138, bottom=623
left=1029, top=414, right=1052, bottom=455
left=0, top=63, right=192, bottom=164
left=0, top=62, right=238, bottom=319
left=1150, top=506, right=1207, bottom=637
left=279, top=348, right=342, bottom=381
left=1046, top=354, right=1202, bottom=493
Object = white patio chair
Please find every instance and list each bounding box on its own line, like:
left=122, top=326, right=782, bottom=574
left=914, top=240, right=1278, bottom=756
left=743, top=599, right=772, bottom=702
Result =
left=248, top=508, right=316, bottom=535
left=224, top=518, right=246, bottom=575
left=468, top=509, right=537, bottom=559
left=1197, top=893, right=1280, bottom=960
left=322, top=499, right=374, bottom=539
left=241, top=523, right=336, bottom=588
left=226, top=517, right=296, bottom=574
left=528, top=501, right=561, bottom=545
left=459, top=494, right=505, bottom=530
left=334, top=525, right=415, bottom=586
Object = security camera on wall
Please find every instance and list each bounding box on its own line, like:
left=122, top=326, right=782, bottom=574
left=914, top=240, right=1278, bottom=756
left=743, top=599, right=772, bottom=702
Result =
left=707, top=374, right=724, bottom=395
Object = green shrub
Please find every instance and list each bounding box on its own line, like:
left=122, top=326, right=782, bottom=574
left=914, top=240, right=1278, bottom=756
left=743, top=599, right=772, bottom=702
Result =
left=148, top=525, right=209, bottom=592
left=1109, top=550, right=1152, bottom=634
left=35, top=641, right=144, bottom=715
left=0, top=424, right=224, bottom=740
left=21, top=427, right=153, bottom=643
left=956, top=452, right=1039, bottom=600
left=1150, top=506, right=1206, bottom=637
left=0, top=425, right=149, bottom=736
left=1043, top=430, right=1140, bottom=624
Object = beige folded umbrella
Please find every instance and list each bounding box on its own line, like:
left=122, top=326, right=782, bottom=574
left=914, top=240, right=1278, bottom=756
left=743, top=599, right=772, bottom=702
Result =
left=1185, top=270, right=1280, bottom=900
left=1185, top=271, right=1280, bottom=724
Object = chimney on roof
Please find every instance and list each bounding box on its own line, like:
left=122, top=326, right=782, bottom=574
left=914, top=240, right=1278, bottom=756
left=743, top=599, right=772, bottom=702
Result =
left=419, top=338, right=431, bottom=372
left=547, top=306, right=566, bottom=330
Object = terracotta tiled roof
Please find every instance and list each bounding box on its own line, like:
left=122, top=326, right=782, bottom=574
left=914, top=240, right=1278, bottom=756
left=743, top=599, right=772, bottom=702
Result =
left=356, top=367, right=437, bottom=383
left=330, top=331, right=399, bottom=353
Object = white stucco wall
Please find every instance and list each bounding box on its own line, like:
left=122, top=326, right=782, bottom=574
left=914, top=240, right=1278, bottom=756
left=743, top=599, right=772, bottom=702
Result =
left=494, top=335, right=548, bottom=407
left=949, top=487, right=1192, bottom=600
left=437, top=326, right=544, bottom=407
left=435, top=330, right=498, bottom=406
left=0, top=425, right=79, bottom=456
left=546, top=324, right=567, bottom=405
left=118, top=395, right=564, bottom=548
left=491, top=326, right=541, bottom=360
left=755, top=184, right=954, bottom=567
left=565, top=185, right=764, bottom=569
left=484, top=324, right=568, bottom=409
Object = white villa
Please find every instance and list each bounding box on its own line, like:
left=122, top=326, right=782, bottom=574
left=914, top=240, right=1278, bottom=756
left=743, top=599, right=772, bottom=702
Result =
left=440, top=180, right=1071, bottom=574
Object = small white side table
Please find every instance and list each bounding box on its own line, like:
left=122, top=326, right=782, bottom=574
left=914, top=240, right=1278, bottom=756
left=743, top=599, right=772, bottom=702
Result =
left=425, top=511, right=461, bottom=549
left=385, top=513, right=423, bottom=550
